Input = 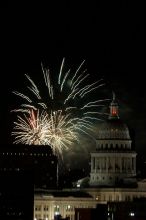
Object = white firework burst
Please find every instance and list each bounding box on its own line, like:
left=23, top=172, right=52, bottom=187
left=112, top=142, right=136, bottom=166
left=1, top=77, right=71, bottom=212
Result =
left=12, top=58, right=108, bottom=156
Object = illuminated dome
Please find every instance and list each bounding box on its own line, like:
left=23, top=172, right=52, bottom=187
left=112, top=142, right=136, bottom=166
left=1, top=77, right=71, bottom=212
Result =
left=96, top=119, right=131, bottom=140
left=95, top=93, right=132, bottom=150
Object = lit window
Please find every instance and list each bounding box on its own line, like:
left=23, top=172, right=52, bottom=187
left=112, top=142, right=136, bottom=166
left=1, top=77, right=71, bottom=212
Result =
left=77, top=184, right=80, bottom=188
left=129, top=212, right=135, bottom=217
left=44, top=214, right=48, bottom=220
left=54, top=205, right=59, bottom=214
left=55, top=211, right=59, bottom=216
left=96, top=196, right=100, bottom=201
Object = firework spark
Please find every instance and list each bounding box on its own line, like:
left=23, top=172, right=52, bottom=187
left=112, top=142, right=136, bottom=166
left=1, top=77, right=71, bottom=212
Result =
left=12, top=59, right=108, bottom=156
left=12, top=109, right=49, bottom=145
left=12, top=109, right=80, bottom=156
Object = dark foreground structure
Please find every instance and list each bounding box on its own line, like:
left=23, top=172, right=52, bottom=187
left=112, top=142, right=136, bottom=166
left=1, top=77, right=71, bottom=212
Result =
left=74, top=200, right=146, bottom=220
left=75, top=204, right=107, bottom=220
left=107, top=199, right=146, bottom=220
left=0, top=145, right=57, bottom=220
left=0, top=169, right=33, bottom=220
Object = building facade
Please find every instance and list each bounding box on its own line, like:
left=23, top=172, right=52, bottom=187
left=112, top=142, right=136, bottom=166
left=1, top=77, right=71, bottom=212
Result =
left=34, top=182, right=146, bottom=220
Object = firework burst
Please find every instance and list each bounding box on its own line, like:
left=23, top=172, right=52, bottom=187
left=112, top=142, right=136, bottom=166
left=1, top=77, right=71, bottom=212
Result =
left=12, top=59, right=108, bottom=156
left=12, top=109, right=49, bottom=145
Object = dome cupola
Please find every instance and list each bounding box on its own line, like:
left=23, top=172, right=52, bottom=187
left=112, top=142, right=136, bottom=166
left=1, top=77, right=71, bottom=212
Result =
left=109, top=92, right=119, bottom=119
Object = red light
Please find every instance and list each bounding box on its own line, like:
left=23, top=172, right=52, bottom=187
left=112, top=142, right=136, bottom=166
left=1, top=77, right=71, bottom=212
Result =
left=112, top=108, right=117, bottom=115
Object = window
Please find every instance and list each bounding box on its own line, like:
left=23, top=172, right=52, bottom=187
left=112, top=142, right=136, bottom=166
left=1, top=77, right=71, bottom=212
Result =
left=54, top=205, right=59, bottom=212
left=44, top=214, right=48, bottom=220
left=93, top=157, right=95, bottom=169
left=35, top=214, right=41, bottom=219
left=132, top=158, right=134, bottom=170
left=35, top=205, right=41, bottom=211
left=110, top=144, right=113, bottom=148
left=125, top=195, right=131, bottom=201
left=95, top=195, right=100, bottom=201
left=44, top=205, right=49, bottom=211
left=66, top=205, right=73, bottom=211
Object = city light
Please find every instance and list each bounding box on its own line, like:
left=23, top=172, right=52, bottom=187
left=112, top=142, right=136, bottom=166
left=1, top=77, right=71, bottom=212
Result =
left=129, top=212, right=135, bottom=217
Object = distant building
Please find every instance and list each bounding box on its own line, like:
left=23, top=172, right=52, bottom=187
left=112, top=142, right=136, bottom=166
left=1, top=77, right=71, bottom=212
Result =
left=0, top=145, right=57, bottom=189
left=34, top=189, right=97, bottom=220
left=33, top=95, right=146, bottom=220
left=107, top=199, right=146, bottom=220
left=0, top=145, right=57, bottom=220
left=0, top=167, right=33, bottom=220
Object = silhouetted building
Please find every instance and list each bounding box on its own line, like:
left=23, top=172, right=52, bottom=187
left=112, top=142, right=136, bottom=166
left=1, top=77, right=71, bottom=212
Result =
left=0, top=168, right=33, bottom=220
left=0, top=144, right=57, bottom=220
left=0, top=145, right=57, bottom=189
left=107, top=200, right=146, bottom=220
left=75, top=204, right=107, bottom=220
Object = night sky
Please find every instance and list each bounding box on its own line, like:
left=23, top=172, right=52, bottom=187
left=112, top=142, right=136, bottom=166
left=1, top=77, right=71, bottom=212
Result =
left=1, top=2, right=146, bottom=174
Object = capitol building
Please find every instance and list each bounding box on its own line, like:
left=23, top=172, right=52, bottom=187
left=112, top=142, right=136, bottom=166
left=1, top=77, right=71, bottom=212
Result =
left=34, top=96, right=146, bottom=220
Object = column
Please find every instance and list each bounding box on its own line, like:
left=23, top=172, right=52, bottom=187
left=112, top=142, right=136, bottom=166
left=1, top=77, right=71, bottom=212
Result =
left=104, top=157, right=106, bottom=171
left=134, top=157, right=136, bottom=174
left=112, top=157, right=115, bottom=173
left=120, top=157, right=122, bottom=173
left=99, top=157, right=102, bottom=173
left=106, top=157, right=108, bottom=173
left=91, top=157, right=93, bottom=171
left=125, top=158, right=128, bottom=173
left=95, top=157, right=97, bottom=173
left=130, top=157, right=132, bottom=173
